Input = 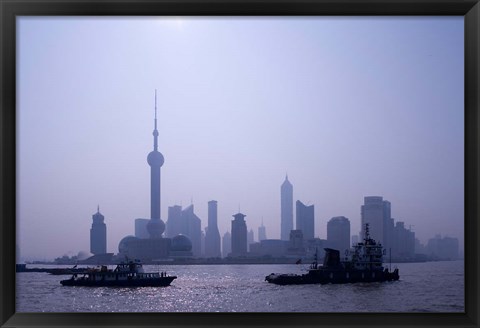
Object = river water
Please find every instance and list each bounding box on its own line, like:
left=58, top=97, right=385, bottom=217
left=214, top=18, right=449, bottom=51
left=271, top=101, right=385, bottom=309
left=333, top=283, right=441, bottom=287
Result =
left=16, top=260, right=464, bottom=312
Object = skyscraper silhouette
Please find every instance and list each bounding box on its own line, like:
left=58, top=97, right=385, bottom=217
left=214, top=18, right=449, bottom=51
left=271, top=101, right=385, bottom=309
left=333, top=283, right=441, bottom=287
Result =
left=247, top=229, right=254, bottom=251
left=280, top=175, right=293, bottom=240
left=205, top=200, right=221, bottom=258
left=258, top=218, right=267, bottom=241
left=222, top=231, right=231, bottom=258
left=181, top=205, right=202, bottom=257
left=361, top=196, right=391, bottom=248
left=296, top=200, right=314, bottom=240
left=231, top=213, right=247, bottom=256
left=90, top=206, right=106, bottom=254
left=327, top=216, right=350, bottom=253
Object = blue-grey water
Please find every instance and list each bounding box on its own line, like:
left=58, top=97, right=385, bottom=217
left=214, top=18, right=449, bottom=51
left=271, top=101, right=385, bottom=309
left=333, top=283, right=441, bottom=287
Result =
left=16, top=260, right=464, bottom=312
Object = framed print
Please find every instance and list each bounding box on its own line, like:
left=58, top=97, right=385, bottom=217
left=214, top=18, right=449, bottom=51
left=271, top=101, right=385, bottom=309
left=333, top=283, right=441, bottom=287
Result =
left=1, top=0, right=479, bottom=327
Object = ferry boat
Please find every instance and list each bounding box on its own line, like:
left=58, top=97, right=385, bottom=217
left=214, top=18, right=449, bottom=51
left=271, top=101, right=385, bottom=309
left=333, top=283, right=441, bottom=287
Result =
left=265, top=224, right=399, bottom=285
left=60, top=260, right=176, bottom=287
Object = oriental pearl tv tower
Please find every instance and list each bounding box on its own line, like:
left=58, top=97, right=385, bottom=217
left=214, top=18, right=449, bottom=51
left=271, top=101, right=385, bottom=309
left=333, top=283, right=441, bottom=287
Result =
left=146, top=90, right=166, bottom=238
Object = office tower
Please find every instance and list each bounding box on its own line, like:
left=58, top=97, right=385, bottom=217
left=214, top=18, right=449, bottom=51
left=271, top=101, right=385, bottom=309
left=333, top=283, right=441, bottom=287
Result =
left=181, top=205, right=202, bottom=257
left=327, top=216, right=350, bottom=253
left=222, top=231, right=231, bottom=258
left=146, top=90, right=166, bottom=239
left=134, top=218, right=150, bottom=239
left=392, top=222, right=416, bottom=260
left=164, top=204, right=202, bottom=257
left=360, top=196, right=392, bottom=247
left=205, top=200, right=221, bottom=258
left=296, top=200, right=315, bottom=240
left=200, top=230, right=206, bottom=257
left=166, top=205, right=182, bottom=238
left=247, top=229, right=254, bottom=251
left=383, top=201, right=394, bottom=254
left=258, top=219, right=267, bottom=241
left=231, top=213, right=247, bottom=256
left=90, top=206, right=107, bottom=255
left=280, top=175, right=293, bottom=240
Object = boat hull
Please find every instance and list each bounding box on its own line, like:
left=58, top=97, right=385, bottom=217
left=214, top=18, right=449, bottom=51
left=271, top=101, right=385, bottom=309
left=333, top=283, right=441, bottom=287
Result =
left=265, top=269, right=399, bottom=285
left=60, top=276, right=176, bottom=287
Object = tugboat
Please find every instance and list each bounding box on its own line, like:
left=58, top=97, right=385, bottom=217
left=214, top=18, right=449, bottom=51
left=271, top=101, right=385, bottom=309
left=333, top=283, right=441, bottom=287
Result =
left=60, top=260, right=176, bottom=287
left=265, top=224, right=399, bottom=285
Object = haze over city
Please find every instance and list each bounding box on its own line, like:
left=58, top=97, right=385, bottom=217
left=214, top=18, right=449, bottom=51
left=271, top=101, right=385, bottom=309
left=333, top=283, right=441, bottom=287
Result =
left=17, top=16, right=464, bottom=261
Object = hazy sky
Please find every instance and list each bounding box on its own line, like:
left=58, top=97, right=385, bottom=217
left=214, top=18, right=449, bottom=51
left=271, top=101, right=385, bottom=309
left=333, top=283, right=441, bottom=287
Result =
left=17, top=16, right=464, bottom=261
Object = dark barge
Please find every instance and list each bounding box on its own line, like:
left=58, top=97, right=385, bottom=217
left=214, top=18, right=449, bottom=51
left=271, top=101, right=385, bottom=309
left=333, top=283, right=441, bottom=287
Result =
left=265, top=224, right=399, bottom=285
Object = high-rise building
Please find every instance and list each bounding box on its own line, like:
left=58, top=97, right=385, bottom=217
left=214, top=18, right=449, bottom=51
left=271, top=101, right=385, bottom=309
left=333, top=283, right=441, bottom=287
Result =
left=222, top=231, right=231, bottom=258
left=383, top=201, right=394, bottom=253
left=134, top=218, right=150, bottom=239
left=280, top=175, right=293, bottom=240
left=327, top=216, right=350, bottom=253
left=166, top=205, right=183, bottom=238
left=258, top=219, right=267, bottom=241
left=361, top=196, right=392, bottom=248
left=200, top=229, right=206, bottom=257
left=247, top=229, right=254, bottom=251
left=392, top=221, right=415, bottom=260
left=205, top=200, right=221, bottom=258
left=181, top=205, right=202, bottom=257
left=90, top=206, right=107, bottom=255
left=296, top=200, right=314, bottom=240
left=164, top=204, right=202, bottom=257
left=231, top=213, right=247, bottom=256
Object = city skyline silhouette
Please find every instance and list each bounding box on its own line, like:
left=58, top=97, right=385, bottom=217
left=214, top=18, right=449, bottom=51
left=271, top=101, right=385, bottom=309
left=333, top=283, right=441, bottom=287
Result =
left=17, top=16, right=464, bottom=260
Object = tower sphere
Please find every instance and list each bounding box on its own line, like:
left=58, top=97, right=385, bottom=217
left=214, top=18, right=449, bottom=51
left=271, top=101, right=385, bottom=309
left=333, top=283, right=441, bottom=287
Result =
left=147, top=150, right=164, bottom=167
left=171, top=234, right=193, bottom=251
left=146, top=218, right=165, bottom=238
left=118, top=235, right=138, bottom=254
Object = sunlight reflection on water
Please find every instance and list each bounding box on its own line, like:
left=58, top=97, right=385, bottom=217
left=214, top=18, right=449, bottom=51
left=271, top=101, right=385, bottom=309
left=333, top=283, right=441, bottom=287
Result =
left=16, top=261, right=464, bottom=312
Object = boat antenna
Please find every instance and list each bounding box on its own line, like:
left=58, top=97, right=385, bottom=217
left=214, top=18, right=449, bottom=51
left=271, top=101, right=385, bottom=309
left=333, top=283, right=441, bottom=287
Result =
left=365, top=223, right=370, bottom=241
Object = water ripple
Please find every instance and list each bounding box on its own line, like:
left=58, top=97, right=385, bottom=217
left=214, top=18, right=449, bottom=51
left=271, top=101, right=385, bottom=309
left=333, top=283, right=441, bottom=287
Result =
left=16, top=261, right=464, bottom=312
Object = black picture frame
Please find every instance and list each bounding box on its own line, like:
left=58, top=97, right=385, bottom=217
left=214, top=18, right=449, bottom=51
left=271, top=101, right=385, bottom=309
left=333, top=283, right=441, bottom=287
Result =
left=1, top=0, right=478, bottom=327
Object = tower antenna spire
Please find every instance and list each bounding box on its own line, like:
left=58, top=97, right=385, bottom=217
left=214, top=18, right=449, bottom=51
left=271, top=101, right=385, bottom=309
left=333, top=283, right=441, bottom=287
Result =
left=153, top=89, right=159, bottom=151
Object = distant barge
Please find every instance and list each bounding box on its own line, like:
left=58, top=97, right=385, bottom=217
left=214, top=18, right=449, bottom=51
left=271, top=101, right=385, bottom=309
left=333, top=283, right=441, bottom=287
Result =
left=265, top=224, right=399, bottom=285
left=16, top=264, right=90, bottom=275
